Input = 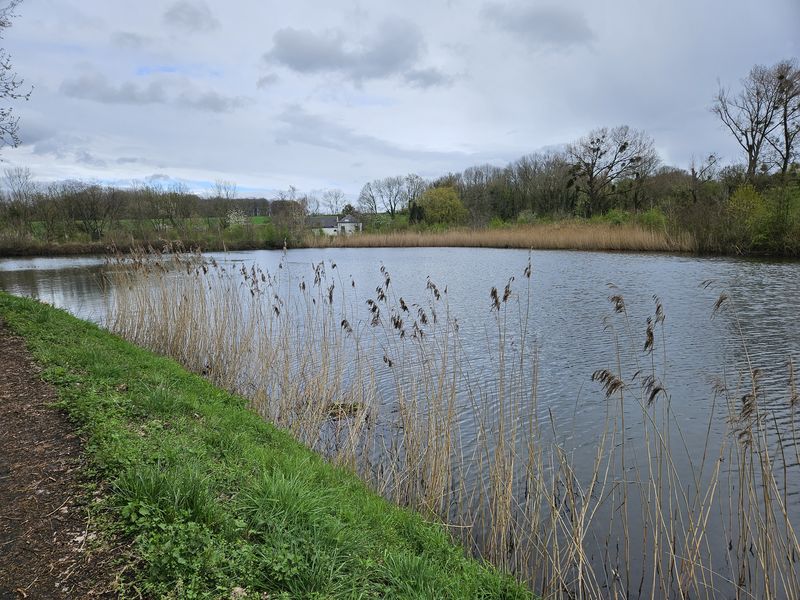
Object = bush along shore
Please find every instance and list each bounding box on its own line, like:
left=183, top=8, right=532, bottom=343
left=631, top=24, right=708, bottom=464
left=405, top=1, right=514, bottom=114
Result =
left=0, top=292, right=529, bottom=599
left=0, top=220, right=693, bottom=258
left=0, top=165, right=797, bottom=259
left=308, top=222, right=694, bottom=253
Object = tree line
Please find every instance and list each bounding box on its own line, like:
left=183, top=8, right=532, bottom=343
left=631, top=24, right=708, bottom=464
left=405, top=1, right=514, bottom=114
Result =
left=353, top=58, right=799, bottom=254
left=0, top=58, right=797, bottom=255
left=0, top=172, right=321, bottom=245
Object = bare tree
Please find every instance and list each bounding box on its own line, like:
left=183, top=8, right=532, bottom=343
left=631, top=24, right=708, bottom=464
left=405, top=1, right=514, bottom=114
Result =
left=272, top=185, right=307, bottom=233
left=509, top=150, right=575, bottom=215
left=32, top=182, right=69, bottom=242
left=212, top=179, right=237, bottom=228
left=360, top=176, right=405, bottom=217
left=1, top=165, right=34, bottom=236
left=712, top=63, right=785, bottom=181
left=322, top=188, right=345, bottom=214
left=382, top=176, right=406, bottom=217
left=567, top=125, right=659, bottom=216
left=4, top=165, right=33, bottom=202
left=357, top=181, right=378, bottom=214
left=402, top=173, right=427, bottom=205
left=136, top=182, right=194, bottom=231
left=457, top=164, right=505, bottom=222
left=167, top=182, right=197, bottom=224
left=688, top=153, right=719, bottom=204
left=137, top=183, right=168, bottom=231
left=213, top=179, right=237, bottom=200
left=275, top=185, right=299, bottom=204
left=65, top=182, right=120, bottom=241
left=305, top=193, right=320, bottom=215
left=766, top=59, right=800, bottom=177
left=0, top=0, right=30, bottom=150
left=401, top=174, right=427, bottom=223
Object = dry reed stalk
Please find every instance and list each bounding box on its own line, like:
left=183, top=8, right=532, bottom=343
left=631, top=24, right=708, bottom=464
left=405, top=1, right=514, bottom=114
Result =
left=104, top=249, right=799, bottom=600
left=306, top=223, right=696, bottom=253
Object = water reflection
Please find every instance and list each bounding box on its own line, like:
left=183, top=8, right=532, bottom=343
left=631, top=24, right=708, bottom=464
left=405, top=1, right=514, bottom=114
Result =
left=2, top=248, right=799, bottom=597
left=0, top=255, right=109, bottom=321
left=2, top=249, right=798, bottom=482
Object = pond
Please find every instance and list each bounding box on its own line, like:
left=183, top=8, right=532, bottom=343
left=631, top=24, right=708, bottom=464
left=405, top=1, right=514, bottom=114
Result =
left=2, top=247, right=799, bottom=598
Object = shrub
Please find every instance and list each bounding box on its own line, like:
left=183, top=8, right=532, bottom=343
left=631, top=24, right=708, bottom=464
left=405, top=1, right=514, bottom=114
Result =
left=516, top=209, right=537, bottom=224
left=727, top=184, right=769, bottom=250
left=418, top=187, right=468, bottom=225
left=488, top=216, right=507, bottom=229
left=600, top=208, right=630, bottom=226
left=636, top=207, right=667, bottom=231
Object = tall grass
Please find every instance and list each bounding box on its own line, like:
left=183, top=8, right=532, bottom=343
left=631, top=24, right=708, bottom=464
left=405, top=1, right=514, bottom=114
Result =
left=106, top=250, right=798, bottom=599
left=307, top=222, right=696, bottom=253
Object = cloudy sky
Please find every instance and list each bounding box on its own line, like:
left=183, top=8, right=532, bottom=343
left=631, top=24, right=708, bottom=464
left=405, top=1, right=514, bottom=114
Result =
left=2, top=0, right=798, bottom=198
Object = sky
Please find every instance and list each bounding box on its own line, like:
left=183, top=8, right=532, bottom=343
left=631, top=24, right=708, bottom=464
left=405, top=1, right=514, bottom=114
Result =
left=2, top=0, right=798, bottom=199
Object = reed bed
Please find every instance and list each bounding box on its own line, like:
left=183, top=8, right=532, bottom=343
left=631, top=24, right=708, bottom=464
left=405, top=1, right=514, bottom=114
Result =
left=105, top=250, right=798, bottom=599
left=307, top=223, right=696, bottom=253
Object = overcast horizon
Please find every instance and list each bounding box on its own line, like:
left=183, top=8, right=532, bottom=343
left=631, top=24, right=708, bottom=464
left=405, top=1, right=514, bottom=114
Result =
left=2, top=0, right=799, bottom=199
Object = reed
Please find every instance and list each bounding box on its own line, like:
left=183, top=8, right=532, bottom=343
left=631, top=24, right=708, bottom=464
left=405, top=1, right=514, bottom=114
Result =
left=307, top=222, right=696, bottom=253
left=105, top=249, right=798, bottom=599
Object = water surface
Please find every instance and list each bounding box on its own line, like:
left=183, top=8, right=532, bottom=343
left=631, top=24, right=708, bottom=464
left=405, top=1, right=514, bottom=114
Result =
left=2, top=247, right=798, bottom=596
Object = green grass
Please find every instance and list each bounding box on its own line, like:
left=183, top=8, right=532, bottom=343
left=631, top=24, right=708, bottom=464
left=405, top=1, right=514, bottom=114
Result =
left=0, top=293, right=529, bottom=600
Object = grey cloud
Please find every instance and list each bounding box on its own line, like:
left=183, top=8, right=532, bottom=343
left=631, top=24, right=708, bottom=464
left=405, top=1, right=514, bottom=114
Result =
left=32, top=133, right=88, bottom=159
left=266, top=19, right=423, bottom=82
left=116, top=157, right=142, bottom=164
left=61, top=73, right=167, bottom=105
left=146, top=173, right=172, bottom=182
left=483, top=3, right=595, bottom=50
left=404, top=68, right=452, bottom=89
left=256, top=73, right=279, bottom=89
left=275, top=105, right=468, bottom=161
left=30, top=135, right=115, bottom=172
left=17, top=121, right=56, bottom=145
left=33, top=139, right=70, bottom=159
left=163, top=1, right=219, bottom=33
left=176, top=90, right=249, bottom=113
left=75, top=149, right=107, bottom=168
left=111, top=31, right=152, bottom=49
left=268, top=29, right=346, bottom=73
left=61, top=71, right=247, bottom=113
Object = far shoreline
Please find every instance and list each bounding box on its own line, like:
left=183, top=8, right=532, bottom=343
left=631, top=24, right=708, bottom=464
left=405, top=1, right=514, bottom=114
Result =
left=1, top=222, right=799, bottom=262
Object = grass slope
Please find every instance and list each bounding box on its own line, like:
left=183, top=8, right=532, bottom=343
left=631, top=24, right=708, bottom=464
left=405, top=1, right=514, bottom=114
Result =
left=0, top=293, right=529, bottom=599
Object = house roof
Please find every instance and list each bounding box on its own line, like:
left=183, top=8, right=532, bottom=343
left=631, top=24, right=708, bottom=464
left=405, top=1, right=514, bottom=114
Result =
left=307, top=215, right=338, bottom=228
left=307, top=214, right=361, bottom=228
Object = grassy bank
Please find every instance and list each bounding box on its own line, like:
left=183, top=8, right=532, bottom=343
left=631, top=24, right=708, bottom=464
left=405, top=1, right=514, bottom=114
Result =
left=0, top=237, right=286, bottom=258
left=0, top=224, right=290, bottom=257
left=0, top=292, right=528, bottom=599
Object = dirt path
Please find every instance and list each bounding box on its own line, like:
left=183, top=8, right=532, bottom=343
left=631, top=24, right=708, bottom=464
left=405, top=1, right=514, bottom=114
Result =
left=0, top=324, right=118, bottom=598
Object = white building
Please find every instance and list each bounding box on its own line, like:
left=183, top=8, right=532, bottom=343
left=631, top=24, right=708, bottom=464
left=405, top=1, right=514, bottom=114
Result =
left=308, top=215, right=363, bottom=236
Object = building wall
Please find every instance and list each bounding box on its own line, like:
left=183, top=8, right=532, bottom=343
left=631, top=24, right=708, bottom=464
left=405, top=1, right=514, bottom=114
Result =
left=339, top=222, right=362, bottom=234
left=313, top=221, right=362, bottom=236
